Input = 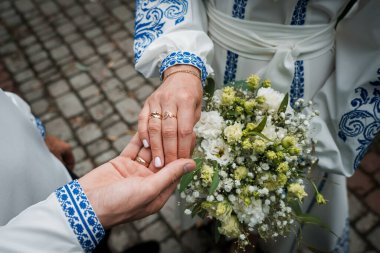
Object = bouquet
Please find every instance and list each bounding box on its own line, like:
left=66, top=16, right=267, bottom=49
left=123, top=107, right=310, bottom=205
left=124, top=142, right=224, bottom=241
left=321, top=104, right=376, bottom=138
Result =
left=179, top=75, right=326, bottom=248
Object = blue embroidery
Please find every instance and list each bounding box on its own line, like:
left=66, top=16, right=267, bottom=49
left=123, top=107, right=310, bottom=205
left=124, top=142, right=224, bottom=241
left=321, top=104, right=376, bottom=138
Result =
left=290, top=60, right=305, bottom=107
left=291, top=0, right=310, bottom=25
left=159, top=51, right=208, bottom=84
left=56, top=180, right=105, bottom=253
left=34, top=116, right=46, bottom=139
left=289, top=0, right=309, bottom=107
left=223, top=0, right=248, bottom=85
left=333, top=219, right=350, bottom=253
left=134, top=0, right=188, bottom=63
left=338, top=68, right=380, bottom=170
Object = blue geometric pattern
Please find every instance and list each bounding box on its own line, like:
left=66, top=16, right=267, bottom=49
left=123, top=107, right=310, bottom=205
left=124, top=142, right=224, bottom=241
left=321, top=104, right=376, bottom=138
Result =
left=290, top=60, right=305, bottom=107
left=134, top=0, right=188, bottom=63
left=159, top=51, right=208, bottom=85
left=289, top=0, right=309, bottom=107
left=333, top=219, right=350, bottom=253
left=223, top=0, right=248, bottom=85
left=55, top=180, right=105, bottom=253
left=34, top=116, right=46, bottom=139
left=338, top=68, right=380, bottom=170
left=223, top=51, right=239, bottom=85
left=290, top=0, right=310, bottom=25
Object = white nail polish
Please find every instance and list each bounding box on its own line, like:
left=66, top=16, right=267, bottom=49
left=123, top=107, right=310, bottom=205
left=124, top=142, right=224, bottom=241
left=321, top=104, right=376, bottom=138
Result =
left=154, top=157, right=162, bottom=167
left=143, top=139, right=149, bottom=148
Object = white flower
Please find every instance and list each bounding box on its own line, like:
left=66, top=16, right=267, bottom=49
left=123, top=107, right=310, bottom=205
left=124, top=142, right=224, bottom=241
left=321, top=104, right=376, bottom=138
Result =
left=216, top=194, right=224, bottom=201
left=194, top=111, right=224, bottom=139
left=184, top=209, right=192, bottom=215
left=234, top=198, right=267, bottom=227
left=207, top=195, right=215, bottom=202
left=201, top=138, right=232, bottom=166
left=212, top=89, right=223, bottom=106
left=224, top=123, right=243, bottom=143
left=222, top=178, right=234, bottom=192
left=257, top=87, right=285, bottom=111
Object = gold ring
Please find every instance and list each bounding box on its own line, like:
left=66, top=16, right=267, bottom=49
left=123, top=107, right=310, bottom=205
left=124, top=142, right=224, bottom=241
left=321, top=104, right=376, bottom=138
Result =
left=149, top=112, right=162, bottom=120
left=135, top=156, right=148, bottom=167
left=163, top=111, right=177, bottom=120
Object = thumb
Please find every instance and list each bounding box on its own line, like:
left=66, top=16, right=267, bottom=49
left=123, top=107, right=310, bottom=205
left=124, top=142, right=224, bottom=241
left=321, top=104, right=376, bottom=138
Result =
left=147, top=159, right=196, bottom=193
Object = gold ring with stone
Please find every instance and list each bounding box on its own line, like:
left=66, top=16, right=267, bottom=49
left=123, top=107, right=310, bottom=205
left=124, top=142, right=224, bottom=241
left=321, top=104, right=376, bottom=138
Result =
left=163, top=111, right=177, bottom=120
left=149, top=112, right=162, bottom=120
left=135, top=156, right=148, bottom=167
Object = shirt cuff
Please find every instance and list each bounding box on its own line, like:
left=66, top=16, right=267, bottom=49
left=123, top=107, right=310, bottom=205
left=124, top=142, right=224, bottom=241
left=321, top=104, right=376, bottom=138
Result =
left=159, top=51, right=208, bottom=85
left=55, top=180, right=105, bottom=253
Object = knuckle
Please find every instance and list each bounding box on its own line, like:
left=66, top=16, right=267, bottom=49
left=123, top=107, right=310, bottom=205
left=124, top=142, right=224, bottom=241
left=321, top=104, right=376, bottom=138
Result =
left=179, top=128, right=193, bottom=138
left=162, top=128, right=177, bottom=139
left=148, top=123, right=161, bottom=134
left=178, top=93, right=194, bottom=104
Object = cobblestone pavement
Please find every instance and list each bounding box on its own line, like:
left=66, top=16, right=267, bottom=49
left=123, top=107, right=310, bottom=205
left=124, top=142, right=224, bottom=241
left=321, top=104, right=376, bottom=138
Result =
left=0, top=1, right=379, bottom=253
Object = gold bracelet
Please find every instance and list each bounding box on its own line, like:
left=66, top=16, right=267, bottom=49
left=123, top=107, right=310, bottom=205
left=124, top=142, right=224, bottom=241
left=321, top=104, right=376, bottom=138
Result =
left=163, top=69, right=201, bottom=82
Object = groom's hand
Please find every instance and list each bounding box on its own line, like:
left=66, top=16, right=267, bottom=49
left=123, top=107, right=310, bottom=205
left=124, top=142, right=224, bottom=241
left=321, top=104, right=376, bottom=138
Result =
left=78, top=134, right=196, bottom=229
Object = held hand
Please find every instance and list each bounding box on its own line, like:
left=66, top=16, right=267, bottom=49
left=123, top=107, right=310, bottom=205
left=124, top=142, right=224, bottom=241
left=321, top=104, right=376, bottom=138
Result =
left=45, top=135, right=75, bottom=171
left=138, top=65, right=203, bottom=168
left=78, top=134, right=196, bottom=229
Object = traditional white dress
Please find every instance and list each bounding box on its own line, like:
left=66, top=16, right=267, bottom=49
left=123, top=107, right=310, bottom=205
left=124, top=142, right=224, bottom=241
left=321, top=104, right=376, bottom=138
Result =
left=0, top=90, right=104, bottom=252
left=134, top=0, right=380, bottom=252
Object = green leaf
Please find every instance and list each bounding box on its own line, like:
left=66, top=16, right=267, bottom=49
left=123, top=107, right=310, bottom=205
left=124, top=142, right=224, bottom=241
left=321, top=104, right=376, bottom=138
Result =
left=179, top=172, right=195, bottom=193
left=297, top=214, right=338, bottom=238
left=231, top=80, right=248, bottom=90
left=204, top=77, right=215, bottom=97
left=251, top=131, right=272, bottom=141
left=289, top=200, right=302, bottom=216
left=277, top=93, right=289, bottom=115
left=179, top=158, right=203, bottom=193
left=194, top=158, right=203, bottom=170
left=209, top=164, right=220, bottom=194
left=253, top=116, right=267, bottom=133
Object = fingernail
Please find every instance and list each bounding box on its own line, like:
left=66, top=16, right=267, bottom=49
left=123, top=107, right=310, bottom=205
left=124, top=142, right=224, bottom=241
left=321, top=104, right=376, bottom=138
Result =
left=183, top=163, right=196, bottom=173
left=142, top=139, right=149, bottom=148
left=154, top=156, right=162, bottom=167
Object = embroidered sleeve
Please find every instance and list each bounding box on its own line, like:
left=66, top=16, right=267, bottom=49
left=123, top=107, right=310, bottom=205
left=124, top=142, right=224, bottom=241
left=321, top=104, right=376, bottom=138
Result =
left=159, top=51, right=208, bottom=85
left=34, top=116, right=46, bottom=139
left=55, top=180, right=105, bottom=253
left=338, top=69, right=380, bottom=170
left=134, top=0, right=189, bottom=63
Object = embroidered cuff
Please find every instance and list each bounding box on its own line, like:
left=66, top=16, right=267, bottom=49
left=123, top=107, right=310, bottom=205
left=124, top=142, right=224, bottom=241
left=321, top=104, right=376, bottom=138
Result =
left=55, top=180, right=105, bottom=253
left=159, top=51, right=208, bottom=85
left=34, top=116, right=46, bottom=139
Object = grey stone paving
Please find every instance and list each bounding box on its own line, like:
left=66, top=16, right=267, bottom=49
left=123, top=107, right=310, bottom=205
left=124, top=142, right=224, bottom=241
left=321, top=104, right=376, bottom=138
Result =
left=0, top=1, right=379, bottom=253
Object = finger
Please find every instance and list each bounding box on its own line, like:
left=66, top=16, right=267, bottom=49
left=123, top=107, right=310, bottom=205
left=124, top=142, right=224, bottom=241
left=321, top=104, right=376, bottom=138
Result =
left=62, top=149, right=75, bottom=171
left=148, top=103, right=164, bottom=169
left=190, top=132, right=196, bottom=154
left=138, top=103, right=150, bottom=148
left=120, top=133, right=142, bottom=159
left=161, top=106, right=178, bottom=165
left=134, top=147, right=152, bottom=168
left=177, top=103, right=195, bottom=159
left=145, top=159, right=195, bottom=196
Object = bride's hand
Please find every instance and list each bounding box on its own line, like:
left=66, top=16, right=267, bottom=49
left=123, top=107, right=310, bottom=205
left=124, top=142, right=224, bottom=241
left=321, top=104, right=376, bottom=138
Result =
left=138, top=65, right=203, bottom=168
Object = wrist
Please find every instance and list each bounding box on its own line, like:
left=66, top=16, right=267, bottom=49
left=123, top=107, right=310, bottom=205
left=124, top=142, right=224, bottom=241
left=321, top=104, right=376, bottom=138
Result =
left=163, top=65, right=201, bottom=82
